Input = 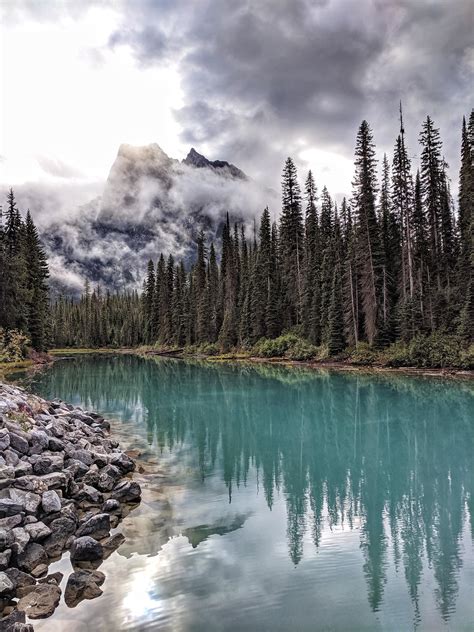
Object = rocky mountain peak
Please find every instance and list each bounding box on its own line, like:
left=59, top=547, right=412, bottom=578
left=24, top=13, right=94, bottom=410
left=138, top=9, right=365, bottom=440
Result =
left=183, top=148, right=246, bottom=179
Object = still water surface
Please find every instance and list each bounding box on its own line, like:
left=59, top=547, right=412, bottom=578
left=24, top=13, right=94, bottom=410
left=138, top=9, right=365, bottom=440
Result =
left=20, top=355, right=474, bottom=631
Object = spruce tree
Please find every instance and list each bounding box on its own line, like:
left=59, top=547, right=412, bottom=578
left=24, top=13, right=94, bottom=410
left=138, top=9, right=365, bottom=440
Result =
left=280, top=158, right=304, bottom=327
left=352, top=121, right=383, bottom=345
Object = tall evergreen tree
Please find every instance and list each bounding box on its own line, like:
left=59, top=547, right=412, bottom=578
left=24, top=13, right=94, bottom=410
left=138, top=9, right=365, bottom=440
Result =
left=280, top=158, right=304, bottom=327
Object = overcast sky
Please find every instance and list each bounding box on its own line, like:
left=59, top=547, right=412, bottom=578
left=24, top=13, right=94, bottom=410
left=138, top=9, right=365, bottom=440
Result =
left=1, top=0, right=473, bottom=201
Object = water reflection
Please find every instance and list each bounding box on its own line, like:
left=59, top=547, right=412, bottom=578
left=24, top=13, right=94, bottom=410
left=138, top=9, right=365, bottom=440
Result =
left=25, top=355, right=474, bottom=630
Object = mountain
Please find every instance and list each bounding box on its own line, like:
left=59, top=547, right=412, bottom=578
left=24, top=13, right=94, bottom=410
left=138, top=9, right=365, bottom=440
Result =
left=183, top=148, right=246, bottom=179
left=40, top=144, right=273, bottom=295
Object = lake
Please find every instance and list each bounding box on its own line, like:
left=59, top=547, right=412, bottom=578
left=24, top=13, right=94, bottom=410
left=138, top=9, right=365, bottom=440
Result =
left=18, top=354, right=474, bottom=631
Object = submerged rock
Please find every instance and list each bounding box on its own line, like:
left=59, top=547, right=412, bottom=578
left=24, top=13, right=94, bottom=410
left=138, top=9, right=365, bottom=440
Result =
left=16, top=583, right=61, bottom=619
left=64, top=569, right=105, bottom=607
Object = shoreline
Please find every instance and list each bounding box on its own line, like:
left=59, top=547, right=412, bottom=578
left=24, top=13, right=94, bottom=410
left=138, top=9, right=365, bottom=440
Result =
left=41, top=347, right=474, bottom=380
left=0, top=382, right=142, bottom=630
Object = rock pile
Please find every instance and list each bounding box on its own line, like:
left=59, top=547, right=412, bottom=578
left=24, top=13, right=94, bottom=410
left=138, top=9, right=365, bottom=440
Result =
left=0, top=383, right=141, bottom=631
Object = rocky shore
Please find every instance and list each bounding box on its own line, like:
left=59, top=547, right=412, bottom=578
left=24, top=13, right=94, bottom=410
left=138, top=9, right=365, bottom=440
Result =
left=0, top=383, right=141, bottom=631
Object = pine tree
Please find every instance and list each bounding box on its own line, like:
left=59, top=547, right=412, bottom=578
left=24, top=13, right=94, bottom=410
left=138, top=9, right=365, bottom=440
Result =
left=352, top=121, right=383, bottom=345
left=143, top=260, right=155, bottom=343
left=24, top=211, right=50, bottom=350
left=280, top=158, right=304, bottom=327
left=328, top=264, right=346, bottom=355
left=303, top=171, right=320, bottom=342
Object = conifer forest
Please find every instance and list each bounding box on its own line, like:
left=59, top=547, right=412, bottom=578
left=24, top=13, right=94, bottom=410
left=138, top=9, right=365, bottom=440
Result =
left=45, top=112, right=474, bottom=366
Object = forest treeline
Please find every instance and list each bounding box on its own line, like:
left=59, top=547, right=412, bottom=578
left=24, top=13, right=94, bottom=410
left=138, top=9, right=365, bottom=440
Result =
left=0, top=190, right=50, bottom=358
left=3, top=109, right=473, bottom=365
left=52, top=110, right=473, bottom=365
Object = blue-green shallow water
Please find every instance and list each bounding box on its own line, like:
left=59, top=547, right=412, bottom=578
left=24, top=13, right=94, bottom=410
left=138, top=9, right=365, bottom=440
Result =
left=15, top=355, right=474, bottom=631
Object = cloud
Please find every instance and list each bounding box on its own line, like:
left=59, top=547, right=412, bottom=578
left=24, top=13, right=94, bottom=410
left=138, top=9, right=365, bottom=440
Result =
left=110, top=0, right=473, bottom=192
left=36, top=156, right=84, bottom=179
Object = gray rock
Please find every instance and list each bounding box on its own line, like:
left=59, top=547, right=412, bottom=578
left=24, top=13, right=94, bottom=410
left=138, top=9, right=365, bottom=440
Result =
left=28, top=430, right=49, bottom=454
left=0, top=528, right=14, bottom=551
left=76, top=484, right=103, bottom=505
left=32, top=455, right=64, bottom=476
left=0, top=429, right=10, bottom=451
left=66, top=459, right=89, bottom=480
left=0, top=514, right=22, bottom=529
left=76, top=513, right=110, bottom=540
left=102, top=498, right=120, bottom=513
left=0, top=572, right=14, bottom=595
left=41, top=490, right=61, bottom=514
left=48, top=437, right=64, bottom=452
left=4, top=449, right=19, bottom=467
left=5, top=568, right=36, bottom=589
left=38, top=571, right=63, bottom=586
left=64, top=569, right=105, bottom=607
left=25, top=521, right=52, bottom=542
left=39, top=472, right=69, bottom=490
left=0, top=466, right=14, bottom=480
left=42, top=517, right=76, bottom=558
left=112, top=480, right=141, bottom=503
left=12, top=623, right=34, bottom=632
left=0, top=499, right=23, bottom=517
left=16, top=583, right=62, bottom=619
left=72, top=449, right=94, bottom=466
left=0, top=610, right=26, bottom=632
left=11, top=527, right=30, bottom=554
left=0, top=549, right=11, bottom=570
left=109, top=452, right=135, bottom=474
left=70, top=536, right=103, bottom=562
left=97, top=464, right=121, bottom=492
left=14, top=462, right=33, bottom=478
left=8, top=489, right=41, bottom=514
left=16, top=543, right=48, bottom=573
left=9, top=433, right=29, bottom=455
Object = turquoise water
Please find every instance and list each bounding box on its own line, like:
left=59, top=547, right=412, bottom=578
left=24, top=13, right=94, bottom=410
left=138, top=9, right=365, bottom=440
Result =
left=22, top=355, right=474, bottom=631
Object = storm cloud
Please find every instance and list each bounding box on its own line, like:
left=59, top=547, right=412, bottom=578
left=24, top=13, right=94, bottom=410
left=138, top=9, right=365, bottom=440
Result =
left=110, top=0, right=473, bottom=187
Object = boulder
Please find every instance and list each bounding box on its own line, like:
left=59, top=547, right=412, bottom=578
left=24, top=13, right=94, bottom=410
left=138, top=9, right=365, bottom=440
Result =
left=41, top=490, right=61, bottom=514
left=25, top=521, right=52, bottom=542
left=8, top=433, right=29, bottom=456
left=8, top=489, right=41, bottom=514
left=0, top=499, right=23, bottom=518
left=70, top=536, right=103, bottom=562
left=0, top=572, right=14, bottom=596
left=112, top=480, right=141, bottom=503
left=76, top=513, right=110, bottom=540
left=4, top=568, right=36, bottom=590
left=109, top=452, right=135, bottom=474
left=16, top=583, right=62, bottom=619
left=0, top=610, right=26, bottom=632
left=42, top=517, right=76, bottom=558
left=0, top=550, right=11, bottom=570
left=11, top=528, right=30, bottom=555
left=0, top=429, right=10, bottom=451
left=102, top=498, right=120, bottom=514
left=16, top=543, right=48, bottom=573
left=28, top=430, right=49, bottom=455
left=97, top=464, right=121, bottom=492
left=64, top=569, right=105, bottom=607
left=0, top=529, right=14, bottom=552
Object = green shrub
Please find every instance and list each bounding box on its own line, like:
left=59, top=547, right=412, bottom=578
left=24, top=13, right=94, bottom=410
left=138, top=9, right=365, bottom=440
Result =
left=459, top=345, right=474, bottom=370
left=408, top=333, right=462, bottom=368
left=348, top=342, right=380, bottom=365
left=197, top=342, right=220, bottom=356
left=253, top=334, right=314, bottom=359
left=285, top=338, right=318, bottom=361
left=382, top=341, right=412, bottom=367
left=0, top=328, right=30, bottom=362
